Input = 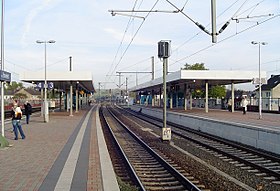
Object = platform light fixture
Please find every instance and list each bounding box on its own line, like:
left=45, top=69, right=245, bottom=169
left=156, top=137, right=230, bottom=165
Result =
left=36, top=40, right=56, bottom=123
left=251, top=41, right=267, bottom=120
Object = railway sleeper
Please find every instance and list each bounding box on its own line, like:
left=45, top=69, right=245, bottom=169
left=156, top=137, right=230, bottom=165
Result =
left=143, top=180, right=184, bottom=187
left=137, top=169, right=169, bottom=174
left=134, top=165, right=167, bottom=173
left=145, top=183, right=187, bottom=191
left=141, top=176, right=177, bottom=182
left=266, top=166, right=280, bottom=169
left=263, top=162, right=280, bottom=166
left=133, top=163, right=163, bottom=168
left=145, top=185, right=187, bottom=191
left=139, top=173, right=173, bottom=179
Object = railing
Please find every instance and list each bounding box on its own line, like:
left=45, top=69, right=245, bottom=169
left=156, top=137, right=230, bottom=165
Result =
left=136, top=96, right=280, bottom=113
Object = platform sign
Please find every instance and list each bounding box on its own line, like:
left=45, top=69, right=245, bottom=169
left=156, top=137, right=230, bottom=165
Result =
left=36, top=82, right=44, bottom=90
left=48, top=82, right=54, bottom=89
left=36, top=82, right=54, bottom=90
left=162, top=127, right=171, bottom=141
left=0, top=70, right=11, bottom=82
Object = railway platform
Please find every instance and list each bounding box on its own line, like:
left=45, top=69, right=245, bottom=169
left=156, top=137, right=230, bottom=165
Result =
left=0, top=105, right=119, bottom=191
left=173, top=107, right=280, bottom=130
left=130, top=104, right=280, bottom=155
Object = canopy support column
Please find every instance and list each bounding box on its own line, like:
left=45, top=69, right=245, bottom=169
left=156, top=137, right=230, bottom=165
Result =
left=205, top=81, right=209, bottom=113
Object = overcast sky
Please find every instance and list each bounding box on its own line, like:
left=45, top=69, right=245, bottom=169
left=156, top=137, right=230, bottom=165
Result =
left=2, top=0, right=280, bottom=90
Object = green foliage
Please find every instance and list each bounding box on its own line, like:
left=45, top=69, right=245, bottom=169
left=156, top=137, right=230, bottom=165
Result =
left=192, top=89, right=204, bottom=98
left=117, top=177, right=138, bottom=191
left=208, top=85, right=226, bottom=98
left=0, top=135, right=10, bottom=148
left=192, top=85, right=226, bottom=99
left=183, top=63, right=225, bottom=98
left=182, top=63, right=208, bottom=70
left=5, top=81, right=23, bottom=91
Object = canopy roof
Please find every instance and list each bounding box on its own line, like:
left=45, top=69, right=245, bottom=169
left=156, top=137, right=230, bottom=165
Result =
left=129, top=70, right=266, bottom=92
left=20, top=71, right=95, bottom=93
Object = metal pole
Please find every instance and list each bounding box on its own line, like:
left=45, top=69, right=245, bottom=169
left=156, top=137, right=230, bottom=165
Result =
left=1, top=0, right=4, bottom=137
left=69, top=56, right=73, bottom=116
left=163, top=58, right=167, bottom=129
left=44, top=42, right=49, bottom=122
left=151, top=56, right=155, bottom=80
left=136, top=72, right=138, bottom=86
left=99, top=82, right=101, bottom=103
left=211, top=0, right=217, bottom=43
left=69, top=56, right=72, bottom=71
left=205, top=81, right=208, bottom=113
left=75, top=86, right=78, bottom=113
left=258, top=43, right=262, bottom=119
left=231, top=82, right=235, bottom=112
left=126, top=77, right=128, bottom=107
left=70, top=84, right=73, bottom=116
left=118, top=72, right=121, bottom=88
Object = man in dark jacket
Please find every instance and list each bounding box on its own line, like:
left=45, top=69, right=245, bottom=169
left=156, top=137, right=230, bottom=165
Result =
left=12, top=103, right=25, bottom=140
left=24, top=101, right=32, bottom=124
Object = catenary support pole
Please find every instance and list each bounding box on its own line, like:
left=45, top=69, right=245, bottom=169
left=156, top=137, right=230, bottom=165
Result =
left=211, top=0, right=217, bottom=43
left=205, top=81, right=209, bottom=113
left=1, top=0, right=4, bottom=137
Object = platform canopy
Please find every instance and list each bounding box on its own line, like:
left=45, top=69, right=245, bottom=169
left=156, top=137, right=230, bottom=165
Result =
left=129, top=69, right=266, bottom=92
left=20, top=71, right=95, bottom=93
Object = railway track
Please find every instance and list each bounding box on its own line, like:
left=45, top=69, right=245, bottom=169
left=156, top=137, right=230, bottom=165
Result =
left=100, top=105, right=203, bottom=191
left=119, top=105, right=280, bottom=185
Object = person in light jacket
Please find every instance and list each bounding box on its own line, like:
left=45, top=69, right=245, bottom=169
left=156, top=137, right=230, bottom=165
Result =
left=240, top=95, right=248, bottom=115
left=12, top=103, right=25, bottom=140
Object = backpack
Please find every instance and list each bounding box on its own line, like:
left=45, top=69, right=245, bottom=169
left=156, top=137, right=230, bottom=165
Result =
left=15, top=107, right=22, bottom=120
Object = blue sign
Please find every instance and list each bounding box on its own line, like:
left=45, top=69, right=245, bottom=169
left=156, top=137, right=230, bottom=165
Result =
left=36, top=82, right=54, bottom=90
left=36, top=82, right=44, bottom=89
left=0, top=70, right=11, bottom=82
left=48, top=82, right=54, bottom=89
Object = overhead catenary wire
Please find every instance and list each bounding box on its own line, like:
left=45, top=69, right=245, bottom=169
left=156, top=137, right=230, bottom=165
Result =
left=106, top=0, right=141, bottom=82
left=171, top=13, right=280, bottom=67
left=134, top=13, right=280, bottom=85
left=111, top=0, right=249, bottom=85
left=109, top=1, right=279, bottom=88
left=173, top=0, right=242, bottom=53
left=107, top=0, right=160, bottom=83
left=118, top=57, right=151, bottom=71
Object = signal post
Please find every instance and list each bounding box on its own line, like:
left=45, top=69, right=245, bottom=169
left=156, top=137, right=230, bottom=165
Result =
left=158, top=40, right=171, bottom=141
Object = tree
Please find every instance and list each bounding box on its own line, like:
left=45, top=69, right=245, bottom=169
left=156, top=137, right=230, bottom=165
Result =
left=182, top=63, right=208, bottom=70
left=5, top=81, right=23, bottom=91
left=182, top=63, right=225, bottom=98
left=183, top=63, right=208, bottom=97
left=209, top=85, right=226, bottom=98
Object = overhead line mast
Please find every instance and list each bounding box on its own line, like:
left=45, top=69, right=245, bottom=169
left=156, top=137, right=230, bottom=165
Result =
left=109, top=1, right=220, bottom=43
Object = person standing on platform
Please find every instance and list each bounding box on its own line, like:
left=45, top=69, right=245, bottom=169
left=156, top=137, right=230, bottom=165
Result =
left=12, top=103, right=25, bottom=140
left=227, top=98, right=232, bottom=112
left=240, top=95, right=248, bottom=115
left=24, top=101, right=32, bottom=124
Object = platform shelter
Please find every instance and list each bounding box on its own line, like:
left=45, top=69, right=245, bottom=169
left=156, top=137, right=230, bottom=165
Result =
left=20, top=71, right=95, bottom=116
left=129, top=69, right=266, bottom=113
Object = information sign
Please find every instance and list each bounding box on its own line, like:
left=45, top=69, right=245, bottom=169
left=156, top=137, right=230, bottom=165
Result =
left=0, top=70, right=11, bottom=82
left=162, top=127, right=171, bottom=141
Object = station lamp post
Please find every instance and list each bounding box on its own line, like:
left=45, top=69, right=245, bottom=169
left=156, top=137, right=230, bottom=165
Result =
left=251, top=41, right=267, bottom=120
left=36, top=40, right=56, bottom=123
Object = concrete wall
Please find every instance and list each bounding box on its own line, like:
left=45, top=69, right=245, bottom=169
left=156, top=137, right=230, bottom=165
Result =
left=130, top=105, right=280, bottom=155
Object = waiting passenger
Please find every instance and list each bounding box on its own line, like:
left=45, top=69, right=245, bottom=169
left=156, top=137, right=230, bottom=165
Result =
left=11, top=103, right=25, bottom=140
left=240, top=95, right=248, bottom=115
